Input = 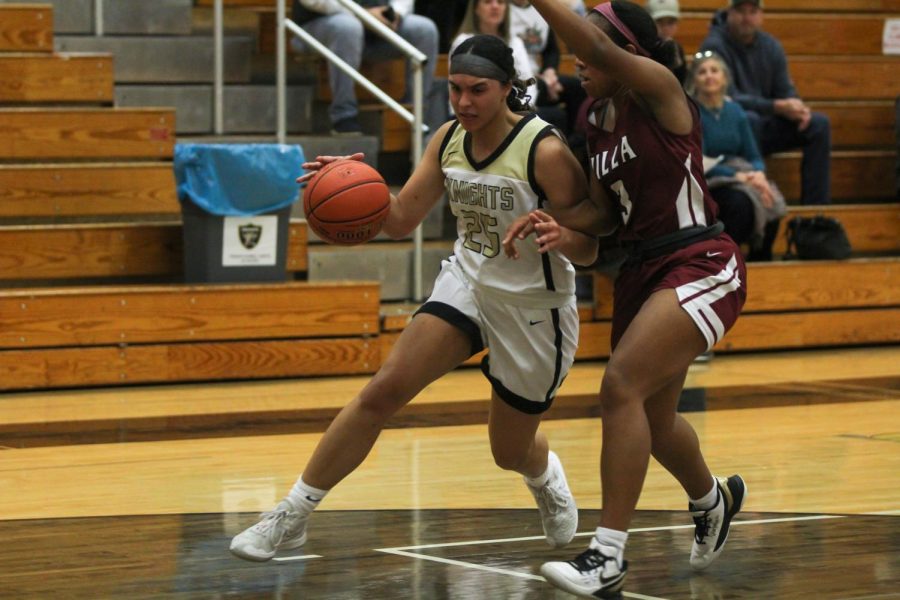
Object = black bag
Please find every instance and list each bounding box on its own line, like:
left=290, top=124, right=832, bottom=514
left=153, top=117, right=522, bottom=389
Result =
left=784, top=215, right=852, bottom=260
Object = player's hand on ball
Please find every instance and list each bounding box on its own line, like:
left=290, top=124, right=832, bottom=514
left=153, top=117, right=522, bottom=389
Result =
left=297, top=152, right=366, bottom=184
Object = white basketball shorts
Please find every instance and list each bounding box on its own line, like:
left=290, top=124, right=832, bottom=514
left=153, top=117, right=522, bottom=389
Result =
left=416, top=259, right=578, bottom=414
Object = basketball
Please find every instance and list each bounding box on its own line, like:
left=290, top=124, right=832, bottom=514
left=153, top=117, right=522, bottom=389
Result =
left=302, top=159, right=391, bottom=246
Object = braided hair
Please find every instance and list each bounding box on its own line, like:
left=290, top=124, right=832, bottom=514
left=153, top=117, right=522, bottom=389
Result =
left=451, top=35, right=534, bottom=112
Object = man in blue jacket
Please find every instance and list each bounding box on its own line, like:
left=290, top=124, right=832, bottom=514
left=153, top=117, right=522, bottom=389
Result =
left=700, top=0, right=831, bottom=205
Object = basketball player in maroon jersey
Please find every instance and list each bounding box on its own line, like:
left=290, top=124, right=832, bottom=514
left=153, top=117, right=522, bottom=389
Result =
left=515, top=1, right=748, bottom=597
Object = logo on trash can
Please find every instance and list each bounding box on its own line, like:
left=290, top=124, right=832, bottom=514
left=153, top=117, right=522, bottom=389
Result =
left=238, top=223, right=263, bottom=249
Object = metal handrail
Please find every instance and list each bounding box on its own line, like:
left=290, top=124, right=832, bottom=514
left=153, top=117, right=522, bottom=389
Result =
left=282, top=20, right=419, bottom=139
left=211, top=0, right=429, bottom=300
left=277, top=0, right=428, bottom=301
left=94, top=0, right=103, bottom=36
left=214, top=0, right=224, bottom=134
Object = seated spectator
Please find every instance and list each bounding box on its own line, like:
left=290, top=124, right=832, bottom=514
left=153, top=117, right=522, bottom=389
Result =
left=509, top=0, right=586, bottom=138
left=450, top=0, right=538, bottom=110
left=291, top=0, right=439, bottom=135
left=700, top=0, right=831, bottom=205
left=646, top=0, right=687, bottom=85
left=415, top=0, right=469, bottom=52
left=688, top=51, right=785, bottom=260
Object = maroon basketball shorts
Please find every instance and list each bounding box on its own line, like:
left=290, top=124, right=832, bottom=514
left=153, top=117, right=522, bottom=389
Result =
left=611, top=235, right=747, bottom=351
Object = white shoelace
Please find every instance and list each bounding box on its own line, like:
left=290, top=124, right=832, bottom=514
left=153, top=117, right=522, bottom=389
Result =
left=252, top=509, right=294, bottom=546
left=537, top=480, right=571, bottom=515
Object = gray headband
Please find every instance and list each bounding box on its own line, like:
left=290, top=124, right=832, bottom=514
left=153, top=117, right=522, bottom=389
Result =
left=449, top=52, right=509, bottom=82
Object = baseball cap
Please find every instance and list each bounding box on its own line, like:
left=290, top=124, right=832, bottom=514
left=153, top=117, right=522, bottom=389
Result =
left=646, top=0, right=680, bottom=20
left=729, top=0, right=763, bottom=7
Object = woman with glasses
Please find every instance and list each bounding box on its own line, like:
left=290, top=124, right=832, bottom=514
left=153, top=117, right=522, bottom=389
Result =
left=506, top=2, right=748, bottom=597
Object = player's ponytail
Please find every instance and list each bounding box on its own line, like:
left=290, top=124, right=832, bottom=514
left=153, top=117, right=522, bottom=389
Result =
left=451, top=34, right=535, bottom=113
left=650, top=38, right=679, bottom=72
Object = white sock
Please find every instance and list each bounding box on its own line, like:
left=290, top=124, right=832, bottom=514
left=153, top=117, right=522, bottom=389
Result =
left=287, top=476, right=328, bottom=515
left=690, top=477, right=719, bottom=511
left=593, top=526, right=628, bottom=565
left=524, top=454, right=553, bottom=488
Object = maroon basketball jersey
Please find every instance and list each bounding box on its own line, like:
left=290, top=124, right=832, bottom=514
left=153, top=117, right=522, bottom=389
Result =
left=585, top=95, right=718, bottom=242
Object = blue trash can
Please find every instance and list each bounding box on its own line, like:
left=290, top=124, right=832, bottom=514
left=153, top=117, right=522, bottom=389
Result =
left=174, top=143, right=304, bottom=283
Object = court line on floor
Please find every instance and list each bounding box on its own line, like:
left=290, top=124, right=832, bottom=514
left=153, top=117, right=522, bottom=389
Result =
left=375, top=514, right=852, bottom=600
left=375, top=548, right=667, bottom=600
left=272, top=554, right=323, bottom=562
left=381, top=513, right=846, bottom=551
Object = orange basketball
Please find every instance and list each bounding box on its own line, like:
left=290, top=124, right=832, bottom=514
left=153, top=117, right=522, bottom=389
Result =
left=303, top=159, right=391, bottom=246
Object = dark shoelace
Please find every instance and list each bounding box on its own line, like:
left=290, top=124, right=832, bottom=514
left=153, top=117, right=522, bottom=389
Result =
left=693, top=514, right=711, bottom=544
left=568, top=548, right=613, bottom=572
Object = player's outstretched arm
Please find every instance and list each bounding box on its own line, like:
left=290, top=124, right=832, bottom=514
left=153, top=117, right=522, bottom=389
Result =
left=529, top=0, right=689, bottom=133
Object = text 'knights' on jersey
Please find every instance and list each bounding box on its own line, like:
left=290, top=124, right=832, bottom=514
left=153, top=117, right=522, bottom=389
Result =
left=439, top=113, right=577, bottom=308
left=445, top=177, right=515, bottom=211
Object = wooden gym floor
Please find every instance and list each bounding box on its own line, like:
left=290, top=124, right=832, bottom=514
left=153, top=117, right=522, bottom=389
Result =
left=0, top=346, right=898, bottom=599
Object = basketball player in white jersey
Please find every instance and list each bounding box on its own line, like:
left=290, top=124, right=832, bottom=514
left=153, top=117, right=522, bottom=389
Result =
left=230, top=34, right=613, bottom=562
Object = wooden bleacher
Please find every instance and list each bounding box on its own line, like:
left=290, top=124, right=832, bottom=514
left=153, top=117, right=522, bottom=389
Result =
left=0, top=53, right=113, bottom=103
left=675, top=12, right=892, bottom=55
left=0, top=3, right=380, bottom=392
left=379, top=255, right=900, bottom=362
left=0, top=221, right=309, bottom=281
left=0, top=163, right=179, bottom=218
left=0, top=282, right=380, bottom=390
left=0, top=3, right=53, bottom=53
left=0, top=108, right=175, bottom=160
left=772, top=204, right=900, bottom=255
left=0, top=2, right=896, bottom=395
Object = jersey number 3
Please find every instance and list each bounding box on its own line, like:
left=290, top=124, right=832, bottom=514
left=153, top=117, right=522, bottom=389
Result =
left=461, top=210, right=500, bottom=258
left=610, top=180, right=632, bottom=225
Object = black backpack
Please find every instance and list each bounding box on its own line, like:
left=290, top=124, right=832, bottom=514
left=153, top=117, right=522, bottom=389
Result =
left=784, top=215, right=852, bottom=260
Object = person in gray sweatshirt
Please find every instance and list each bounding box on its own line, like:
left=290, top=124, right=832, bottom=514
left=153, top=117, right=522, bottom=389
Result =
left=700, top=0, right=831, bottom=205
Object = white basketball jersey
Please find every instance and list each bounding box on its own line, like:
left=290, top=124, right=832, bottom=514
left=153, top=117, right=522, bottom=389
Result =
left=440, top=113, right=576, bottom=308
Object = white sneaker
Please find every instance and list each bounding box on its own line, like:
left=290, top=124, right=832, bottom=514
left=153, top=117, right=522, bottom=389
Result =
left=690, top=474, right=747, bottom=570
left=526, top=450, right=578, bottom=548
left=540, top=538, right=627, bottom=599
left=230, top=499, right=308, bottom=562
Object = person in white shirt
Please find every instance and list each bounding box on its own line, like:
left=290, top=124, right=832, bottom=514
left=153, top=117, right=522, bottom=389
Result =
left=449, top=0, right=539, bottom=110
left=509, top=0, right=586, bottom=138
